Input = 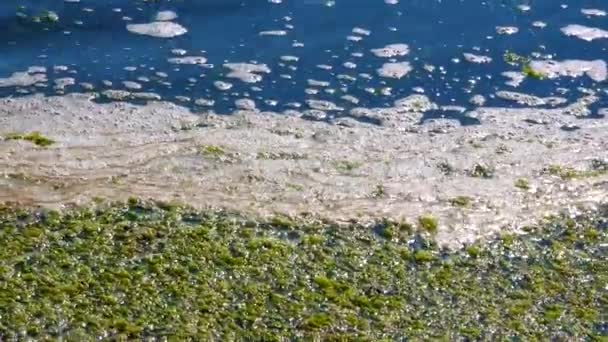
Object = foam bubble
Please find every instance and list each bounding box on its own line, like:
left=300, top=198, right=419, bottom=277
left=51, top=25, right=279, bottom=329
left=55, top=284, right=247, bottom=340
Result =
left=581, top=8, right=606, bottom=17
left=343, top=62, right=357, bottom=69
left=529, top=59, right=607, bottom=82
left=463, top=53, right=492, bottom=64
left=393, top=94, right=437, bottom=112
left=341, top=95, right=359, bottom=104
left=132, top=92, right=162, bottom=101
left=171, top=49, right=187, bottom=56
left=214, top=81, right=233, bottom=91
left=155, top=11, right=178, bottom=21
left=79, top=82, right=94, bottom=91
left=307, top=79, right=330, bottom=87
left=127, top=21, right=187, bottom=38
left=469, top=95, right=486, bottom=106
left=306, top=100, right=344, bottom=111
left=352, top=27, right=371, bottom=36
left=259, top=30, right=288, bottom=36
left=532, top=21, right=547, bottom=28
left=223, top=63, right=271, bottom=83
left=495, top=26, right=519, bottom=35
left=102, top=90, right=131, bottom=100
left=496, top=91, right=567, bottom=107
left=371, top=43, right=409, bottom=58
left=561, top=24, right=608, bottom=41
left=377, top=62, right=412, bottom=79
left=0, top=69, right=47, bottom=88
left=54, top=78, right=75, bottom=90
left=123, top=81, right=142, bottom=90
left=280, top=55, right=299, bottom=62
left=235, top=98, right=257, bottom=111
left=168, top=56, right=208, bottom=65
left=502, top=71, right=525, bottom=87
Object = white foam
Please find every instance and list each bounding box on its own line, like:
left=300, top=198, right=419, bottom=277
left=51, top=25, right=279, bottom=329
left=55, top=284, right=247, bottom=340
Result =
left=352, top=27, right=371, bottom=36
left=377, top=62, right=412, bottom=79
left=532, top=21, right=547, bottom=28
left=561, top=24, right=608, bottom=41
left=235, top=98, right=257, bottom=111
left=343, top=62, right=357, bottom=69
left=371, top=43, right=409, bottom=58
left=341, top=95, right=359, bottom=104
left=502, top=71, right=526, bottom=87
left=463, top=53, right=492, bottom=64
left=123, top=81, right=142, bottom=90
left=306, top=100, right=344, bottom=111
left=259, top=30, right=288, bottom=36
left=54, top=78, right=75, bottom=90
left=393, top=94, right=437, bottom=112
left=307, top=79, right=330, bottom=87
left=223, top=63, right=271, bottom=83
left=496, top=91, right=567, bottom=107
left=132, top=92, right=161, bottom=101
left=280, top=55, right=299, bottom=62
left=127, top=21, right=187, bottom=38
left=0, top=69, right=47, bottom=88
left=495, top=26, right=519, bottom=35
left=581, top=8, right=606, bottom=17
left=167, top=56, right=208, bottom=65
left=155, top=11, right=178, bottom=21
left=529, top=59, right=607, bottom=82
left=469, top=95, right=486, bottom=106
left=214, top=81, right=233, bottom=91
left=171, top=49, right=187, bottom=56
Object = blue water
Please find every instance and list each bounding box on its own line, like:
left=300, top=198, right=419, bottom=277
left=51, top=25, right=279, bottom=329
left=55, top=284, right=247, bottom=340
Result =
left=0, top=0, right=606, bottom=122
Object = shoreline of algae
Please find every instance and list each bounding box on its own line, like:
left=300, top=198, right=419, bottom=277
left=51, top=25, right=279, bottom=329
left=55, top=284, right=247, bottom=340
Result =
left=0, top=199, right=606, bottom=340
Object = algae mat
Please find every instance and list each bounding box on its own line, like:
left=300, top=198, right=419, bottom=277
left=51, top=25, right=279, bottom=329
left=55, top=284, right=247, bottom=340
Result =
left=0, top=200, right=606, bottom=340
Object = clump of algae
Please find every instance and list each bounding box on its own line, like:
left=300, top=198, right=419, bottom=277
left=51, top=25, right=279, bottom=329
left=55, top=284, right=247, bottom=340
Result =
left=4, top=132, right=55, bottom=147
left=0, top=200, right=605, bottom=340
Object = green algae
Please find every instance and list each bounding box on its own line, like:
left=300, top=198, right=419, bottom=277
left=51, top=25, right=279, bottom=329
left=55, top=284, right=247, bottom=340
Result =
left=469, top=163, right=494, bottom=179
left=502, top=51, right=546, bottom=80
left=334, top=160, right=362, bottom=174
left=418, top=215, right=439, bottom=234
left=436, top=161, right=455, bottom=175
left=545, top=164, right=608, bottom=180
left=0, top=201, right=606, bottom=340
left=371, top=184, right=386, bottom=198
left=199, top=144, right=225, bottom=157
left=503, top=51, right=529, bottom=66
left=4, top=132, right=55, bottom=147
left=449, top=196, right=472, bottom=208
left=522, top=64, right=545, bottom=80
left=515, top=178, right=531, bottom=190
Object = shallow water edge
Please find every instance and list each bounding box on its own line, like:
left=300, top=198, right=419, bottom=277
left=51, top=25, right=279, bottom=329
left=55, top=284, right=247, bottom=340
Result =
left=1, top=93, right=607, bottom=247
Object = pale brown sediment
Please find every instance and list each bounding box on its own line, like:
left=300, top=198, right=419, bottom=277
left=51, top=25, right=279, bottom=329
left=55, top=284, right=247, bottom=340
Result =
left=1, top=93, right=606, bottom=247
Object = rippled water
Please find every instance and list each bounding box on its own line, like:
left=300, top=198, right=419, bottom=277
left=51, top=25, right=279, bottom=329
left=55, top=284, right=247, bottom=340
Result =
left=0, top=0, right=606, bottom=122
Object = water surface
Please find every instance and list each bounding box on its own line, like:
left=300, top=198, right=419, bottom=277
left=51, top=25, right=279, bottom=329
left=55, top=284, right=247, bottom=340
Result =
left=0, top=0, right=606, bottom=122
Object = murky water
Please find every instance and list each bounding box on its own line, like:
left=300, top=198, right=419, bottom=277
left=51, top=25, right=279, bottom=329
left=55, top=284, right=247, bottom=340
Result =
left=0, top=0, right=606, bottom=122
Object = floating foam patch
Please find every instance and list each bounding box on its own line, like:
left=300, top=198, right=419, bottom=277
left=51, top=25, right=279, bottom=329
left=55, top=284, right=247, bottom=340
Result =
left=127, top=21, right=187, bottom=38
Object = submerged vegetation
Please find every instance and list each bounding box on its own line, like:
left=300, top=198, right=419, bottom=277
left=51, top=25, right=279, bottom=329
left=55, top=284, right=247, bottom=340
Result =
left=469, top=163, right=495, bottom=178
left=4, top=132, right=55, bottom=147
left=545, top=163, right=608, bottom=180
left=449, top=196, right=473, bottom=208
left=503, top=51, right=546, bottom=80
left=16, top=6, right=59, bottom=25
left=0, top=200, right=605, bottom=340
left=514, top=178, right=531, bottom=190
